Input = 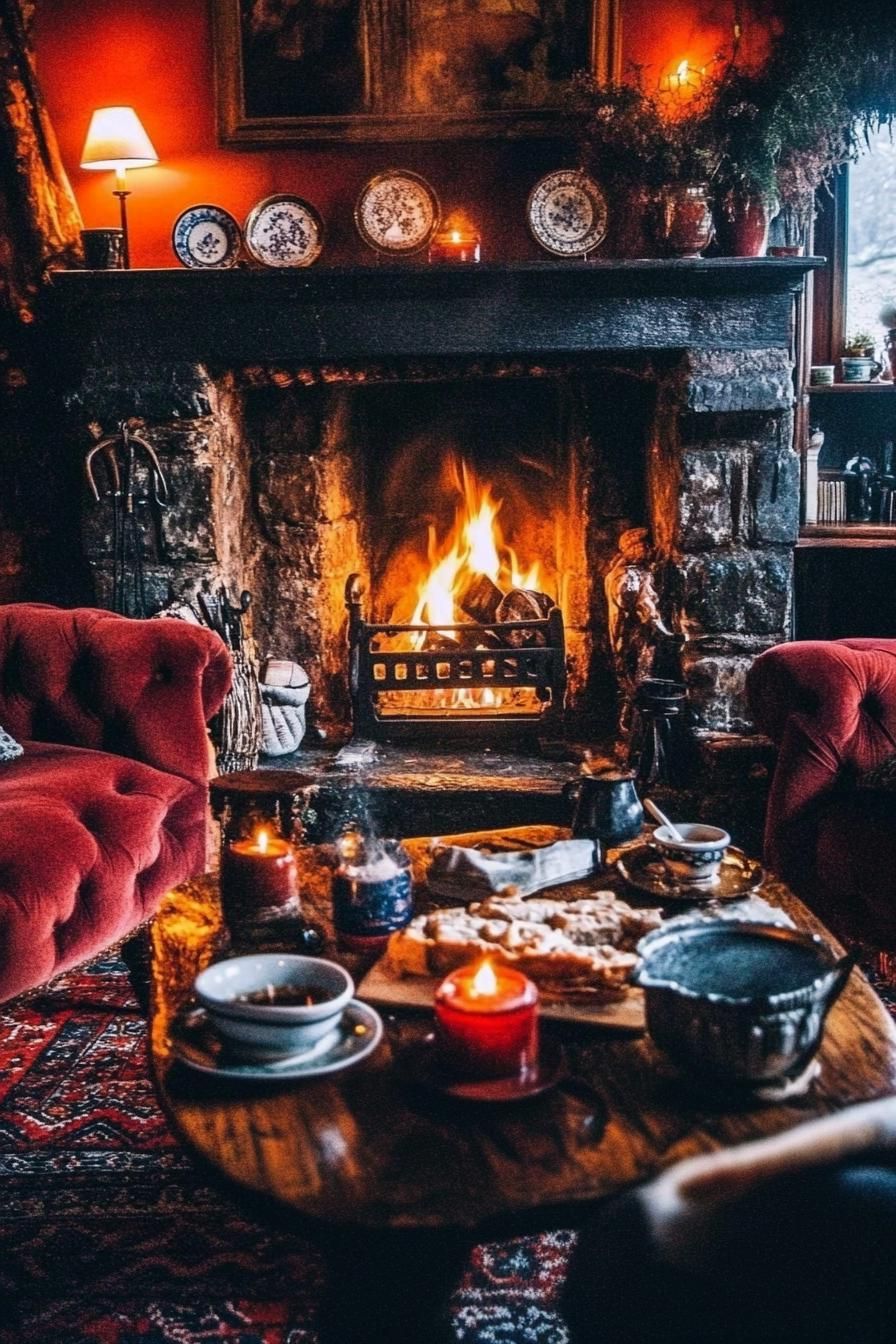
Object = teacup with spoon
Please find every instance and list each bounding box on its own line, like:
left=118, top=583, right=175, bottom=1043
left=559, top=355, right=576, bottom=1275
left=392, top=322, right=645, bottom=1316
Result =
left=644, top=799, right=730, bottom=885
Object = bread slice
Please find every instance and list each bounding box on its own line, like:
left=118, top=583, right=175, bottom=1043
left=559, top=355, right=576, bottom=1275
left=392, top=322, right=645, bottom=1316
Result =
left=386, top=889, right=661, bottom=996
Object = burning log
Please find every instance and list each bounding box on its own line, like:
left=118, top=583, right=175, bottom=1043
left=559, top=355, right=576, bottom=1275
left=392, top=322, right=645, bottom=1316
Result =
left=456, top=571, right=504, bottom=624
left=422, top=630, right=461, bottom=652
left=496, top=589, right=554, bottom=646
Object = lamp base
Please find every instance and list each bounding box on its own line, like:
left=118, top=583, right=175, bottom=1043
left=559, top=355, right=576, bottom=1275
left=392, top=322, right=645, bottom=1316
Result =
left=113, top=189, right=131, bottom=269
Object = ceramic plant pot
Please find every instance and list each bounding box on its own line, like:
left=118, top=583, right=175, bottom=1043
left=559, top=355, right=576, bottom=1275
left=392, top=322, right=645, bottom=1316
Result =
left=716, top=190, right=770, bottom=257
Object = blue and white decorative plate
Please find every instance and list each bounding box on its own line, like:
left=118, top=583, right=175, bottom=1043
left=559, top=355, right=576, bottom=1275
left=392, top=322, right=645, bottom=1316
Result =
left=244, top=195, right=324, bottom=268
left=355, top=170, right=440, bottom=254
left=172, top=204, right=241, bottom=269
left=527, top=170, right=608, bottom=258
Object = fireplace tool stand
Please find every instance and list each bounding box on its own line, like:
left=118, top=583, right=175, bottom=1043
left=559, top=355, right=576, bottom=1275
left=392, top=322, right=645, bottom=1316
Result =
left=345, top=574, right=567, bottom=742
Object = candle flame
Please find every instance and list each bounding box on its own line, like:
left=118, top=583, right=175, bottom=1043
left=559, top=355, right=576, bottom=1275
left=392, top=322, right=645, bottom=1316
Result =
left=255, top=828, right=269, bottom=854
left=470, top=958, right=498, bottom=997
left=677, top=58, right=689, bottom=79
left=451, top=230, right=461, bottom=244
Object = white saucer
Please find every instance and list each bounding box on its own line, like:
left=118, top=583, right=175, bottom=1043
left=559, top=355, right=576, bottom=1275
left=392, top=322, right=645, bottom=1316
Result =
left=170, top=999, right=383, bottom=1080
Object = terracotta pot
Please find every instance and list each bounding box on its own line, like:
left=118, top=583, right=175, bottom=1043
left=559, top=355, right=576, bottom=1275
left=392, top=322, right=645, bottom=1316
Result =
left=653, top=183, right=714, bottom=259
left=716, top=191, right=771, bottom=257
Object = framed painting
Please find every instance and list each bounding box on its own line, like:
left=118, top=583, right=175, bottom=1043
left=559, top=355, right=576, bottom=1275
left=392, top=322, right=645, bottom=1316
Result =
left=212, top=0, right=620, bottom=144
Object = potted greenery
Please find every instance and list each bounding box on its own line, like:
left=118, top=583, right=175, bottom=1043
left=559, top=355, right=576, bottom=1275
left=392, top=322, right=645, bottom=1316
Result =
left=567, top=8, right=896, bottom=260
left=844, top=330, right=878, bottom=358
left=566, top=74, right=720, bottom=257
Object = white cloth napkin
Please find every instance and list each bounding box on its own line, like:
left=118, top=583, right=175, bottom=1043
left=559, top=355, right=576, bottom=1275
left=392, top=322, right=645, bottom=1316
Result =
left=426, top=838, right=598, bottom=902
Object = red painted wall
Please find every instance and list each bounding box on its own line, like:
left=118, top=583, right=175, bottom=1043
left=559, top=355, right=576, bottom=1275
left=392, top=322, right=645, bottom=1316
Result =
left=33, top=0, right=758, bottom=269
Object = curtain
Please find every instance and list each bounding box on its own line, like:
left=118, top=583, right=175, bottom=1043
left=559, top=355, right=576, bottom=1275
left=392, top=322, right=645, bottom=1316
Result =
left=0, top=0, right=82, bottom=324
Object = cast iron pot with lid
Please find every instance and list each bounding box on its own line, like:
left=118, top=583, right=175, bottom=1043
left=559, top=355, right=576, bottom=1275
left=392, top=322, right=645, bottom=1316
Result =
left=633, top=920, right=856, bottom=1086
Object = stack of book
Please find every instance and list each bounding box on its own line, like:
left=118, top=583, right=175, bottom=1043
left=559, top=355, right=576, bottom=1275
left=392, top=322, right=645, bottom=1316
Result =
left=816, top=475, right=848, bottom=523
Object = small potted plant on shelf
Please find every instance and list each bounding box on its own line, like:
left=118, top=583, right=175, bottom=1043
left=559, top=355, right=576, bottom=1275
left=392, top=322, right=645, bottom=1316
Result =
left=844, top=330, right=879, bottom=358
left=841, top=330, right=884, bottom=382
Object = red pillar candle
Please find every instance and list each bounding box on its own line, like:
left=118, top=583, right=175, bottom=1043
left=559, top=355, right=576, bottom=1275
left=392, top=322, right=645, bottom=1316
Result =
left=221, top=828, right=298, bottom=910
left=434, top=959, right=539, bottom=1080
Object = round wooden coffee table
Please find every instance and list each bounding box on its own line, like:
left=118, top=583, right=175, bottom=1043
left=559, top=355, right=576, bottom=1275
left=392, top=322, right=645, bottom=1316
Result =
left=148, top=826, right=896, bottom=1343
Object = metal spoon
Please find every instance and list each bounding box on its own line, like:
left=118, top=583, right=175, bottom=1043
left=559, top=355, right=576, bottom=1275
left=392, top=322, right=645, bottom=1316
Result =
left=644, top=798, right=685, bottom=841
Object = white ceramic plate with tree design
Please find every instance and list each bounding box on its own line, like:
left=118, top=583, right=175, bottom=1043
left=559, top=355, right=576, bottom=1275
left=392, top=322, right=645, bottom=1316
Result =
left=244, top=195, right=325, bottom=268
left=355, top=170, right=440, bottom=255
left=527, top=170, right=608, bottom=258
left=172, top=204, right=242, bottom=269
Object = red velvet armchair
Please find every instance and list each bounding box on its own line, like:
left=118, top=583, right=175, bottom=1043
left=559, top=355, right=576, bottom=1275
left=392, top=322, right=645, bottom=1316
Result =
left=747, top=639, right=896, bottom=946
left=0, top=604, right=231, bottom=1001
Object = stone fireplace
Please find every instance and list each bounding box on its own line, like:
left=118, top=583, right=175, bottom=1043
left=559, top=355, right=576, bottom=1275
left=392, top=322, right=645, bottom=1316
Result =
left=49, top=259, right=818, bottom=750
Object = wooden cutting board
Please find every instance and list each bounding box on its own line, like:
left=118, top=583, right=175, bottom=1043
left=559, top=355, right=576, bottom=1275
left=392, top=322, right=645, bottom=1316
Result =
left=357, top=956, right=646, bottom=1031
left=358, top=824, right=650, bottom=1031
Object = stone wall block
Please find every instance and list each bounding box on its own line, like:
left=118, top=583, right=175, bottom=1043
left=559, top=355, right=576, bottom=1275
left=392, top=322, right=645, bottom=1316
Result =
left=677, top=410, right=789, bottom=451
left=252, top=454, right=323, bottom=557
left=679, top=350, right=793, bottom=415
left=676, top=549, right=792, bottom=635
left=751, top=446, right=800, bottom=546
left=677, top=449, right=740, bottom=549
left=66, top=361, right=215, bottom=423
left=681, top=635, right=782, bottom=731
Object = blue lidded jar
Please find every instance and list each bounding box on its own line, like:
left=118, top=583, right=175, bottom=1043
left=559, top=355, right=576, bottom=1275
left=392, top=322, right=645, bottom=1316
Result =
left=332, top=833, right=413, bottom=952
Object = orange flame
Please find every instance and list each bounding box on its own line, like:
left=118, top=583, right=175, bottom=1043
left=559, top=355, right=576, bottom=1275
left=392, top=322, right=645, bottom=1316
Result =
left=408, top=459, right=543, bottom=631
left=470, top=958, right=499, bottom=997
left=254, top=828, right=269, bottom=854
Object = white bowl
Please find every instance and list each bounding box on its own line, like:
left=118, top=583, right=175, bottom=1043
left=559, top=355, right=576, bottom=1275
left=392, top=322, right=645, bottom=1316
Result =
left=194, top=955, right=354, bottom=1059
left=652, top=823, right=731, bottom=885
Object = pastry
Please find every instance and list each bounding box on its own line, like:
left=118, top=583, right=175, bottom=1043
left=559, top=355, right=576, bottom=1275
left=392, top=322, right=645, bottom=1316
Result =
left=386, top=890, right=662, bottom=997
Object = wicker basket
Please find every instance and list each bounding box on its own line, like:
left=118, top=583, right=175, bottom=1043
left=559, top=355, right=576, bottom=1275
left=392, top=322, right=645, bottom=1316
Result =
left=212, top=649, right=263, bottom=774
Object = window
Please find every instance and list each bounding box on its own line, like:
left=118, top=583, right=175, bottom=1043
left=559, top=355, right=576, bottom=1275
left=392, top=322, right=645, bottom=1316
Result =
left=845, top=126, right=896, bottom=349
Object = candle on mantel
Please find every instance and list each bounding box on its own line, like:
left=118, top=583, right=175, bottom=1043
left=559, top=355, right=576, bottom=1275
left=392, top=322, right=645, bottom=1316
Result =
left=221, top=827, right=299, bottom=911
left=434, top=958, right=539, bottom=1080
left=428, top=211, right=481, bottom=264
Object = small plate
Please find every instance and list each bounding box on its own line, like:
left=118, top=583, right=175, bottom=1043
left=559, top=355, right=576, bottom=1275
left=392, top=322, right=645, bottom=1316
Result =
left=616, top=845, right=764, bottom=902
left=527, top=170, right=607, bottom=257
left=172, top=204, right=241, bottom=269
left=169, top=999, right=382, bottom=1080
left=401, top=1034, right=565, bottom=1102
left=355, top=170, right=440, bottom=254
left=244, top=195, right=324, bottom=268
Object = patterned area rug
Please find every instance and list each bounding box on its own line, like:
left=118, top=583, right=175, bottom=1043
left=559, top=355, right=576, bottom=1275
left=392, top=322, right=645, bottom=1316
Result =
left=0, top=958, right=573, bottom=1344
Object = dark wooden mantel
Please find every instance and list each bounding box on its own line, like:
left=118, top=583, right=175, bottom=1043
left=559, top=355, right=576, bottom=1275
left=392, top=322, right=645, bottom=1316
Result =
left=45, top=258, right=824, bottom=367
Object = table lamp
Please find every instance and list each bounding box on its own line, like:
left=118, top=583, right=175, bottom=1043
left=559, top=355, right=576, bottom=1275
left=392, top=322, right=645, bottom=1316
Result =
left=79, top=107, right=158, bottom=268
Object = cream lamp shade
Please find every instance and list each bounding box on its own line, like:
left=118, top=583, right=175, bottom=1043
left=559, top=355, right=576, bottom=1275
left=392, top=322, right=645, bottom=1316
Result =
left=80, top=107, right=158, bottom=171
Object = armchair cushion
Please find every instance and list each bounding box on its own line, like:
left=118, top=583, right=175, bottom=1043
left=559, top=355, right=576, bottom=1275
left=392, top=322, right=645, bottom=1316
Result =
left=0, top=743, right=203, bottom=1001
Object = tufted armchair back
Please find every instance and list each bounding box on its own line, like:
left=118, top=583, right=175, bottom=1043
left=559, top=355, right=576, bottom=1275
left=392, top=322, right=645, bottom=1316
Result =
left=747, top=639, right=896, bottom=897
left=0, top=604, right=232, bottom=787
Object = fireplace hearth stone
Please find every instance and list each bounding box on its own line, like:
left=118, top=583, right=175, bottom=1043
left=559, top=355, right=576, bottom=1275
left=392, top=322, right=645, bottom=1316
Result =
left=209, top=731, right=773, bottom=862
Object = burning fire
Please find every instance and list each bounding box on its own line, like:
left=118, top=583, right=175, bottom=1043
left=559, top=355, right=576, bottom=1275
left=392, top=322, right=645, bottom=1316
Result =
left=408, top=460, right=541, bottom=633
left=379, top=456, right=554, bottom=715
